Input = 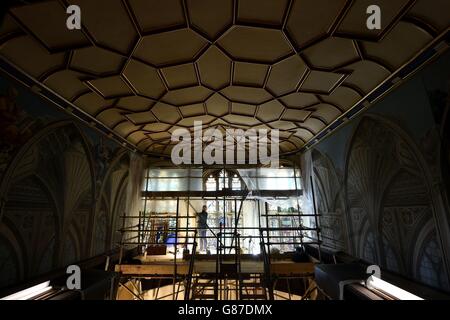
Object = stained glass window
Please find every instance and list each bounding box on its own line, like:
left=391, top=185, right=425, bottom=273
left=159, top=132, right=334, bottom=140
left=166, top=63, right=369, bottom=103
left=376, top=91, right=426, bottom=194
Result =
left=206, top=175, right=216, bottom=191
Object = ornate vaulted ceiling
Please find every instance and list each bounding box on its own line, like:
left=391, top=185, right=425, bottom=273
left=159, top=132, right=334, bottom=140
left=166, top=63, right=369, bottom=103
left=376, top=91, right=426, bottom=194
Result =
left=0, top=0, right=449, bottom=156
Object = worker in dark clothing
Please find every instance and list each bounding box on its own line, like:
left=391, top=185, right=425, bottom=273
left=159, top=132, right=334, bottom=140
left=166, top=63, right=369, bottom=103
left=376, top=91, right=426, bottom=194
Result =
left=197, top=205, right=208, bottom=253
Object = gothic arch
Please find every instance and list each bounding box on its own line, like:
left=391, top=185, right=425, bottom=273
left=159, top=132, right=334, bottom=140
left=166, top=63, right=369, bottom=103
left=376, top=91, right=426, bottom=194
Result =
left=0, top=121, right=97, bottom=226
left=345, top=114, right=449, bottom=287
left=203, top=168, right=246, bottom=191
left=0, top=122, right=91, bottom=199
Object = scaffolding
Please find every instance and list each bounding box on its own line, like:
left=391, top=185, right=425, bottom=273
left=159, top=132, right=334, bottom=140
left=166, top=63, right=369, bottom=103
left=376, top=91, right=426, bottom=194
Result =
left=114, top=166, right=322, bottom=300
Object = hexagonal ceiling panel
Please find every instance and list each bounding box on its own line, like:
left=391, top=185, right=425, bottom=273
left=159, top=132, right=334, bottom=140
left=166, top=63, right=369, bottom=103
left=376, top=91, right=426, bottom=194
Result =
left=0, top=0, right=448, bottom=156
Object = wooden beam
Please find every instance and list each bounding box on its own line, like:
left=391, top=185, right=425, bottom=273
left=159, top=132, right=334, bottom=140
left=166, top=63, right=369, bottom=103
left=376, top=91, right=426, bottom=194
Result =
left=271, top=262, right=315, bottom=275
left=115, top=263, right=189, bottom=276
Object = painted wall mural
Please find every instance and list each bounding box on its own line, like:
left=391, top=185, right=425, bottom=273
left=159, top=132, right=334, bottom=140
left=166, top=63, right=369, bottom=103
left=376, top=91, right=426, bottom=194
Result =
left=301, top=50, right=450, bottom=292
left=0, top=75, right=133, bottom=289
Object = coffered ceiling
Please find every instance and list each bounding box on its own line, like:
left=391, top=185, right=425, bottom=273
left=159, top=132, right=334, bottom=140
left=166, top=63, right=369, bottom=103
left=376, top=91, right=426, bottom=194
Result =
left=0, top=0, right=449, bottom=155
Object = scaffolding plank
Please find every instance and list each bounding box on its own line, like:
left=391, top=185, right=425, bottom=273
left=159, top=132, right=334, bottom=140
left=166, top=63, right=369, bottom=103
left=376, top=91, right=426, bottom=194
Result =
left=271, top=262, right=315, bottom=275
left=115, top=263, right=189, bottom=276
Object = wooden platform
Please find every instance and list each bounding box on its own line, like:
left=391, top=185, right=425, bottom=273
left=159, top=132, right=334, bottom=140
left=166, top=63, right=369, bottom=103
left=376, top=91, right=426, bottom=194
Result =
left=115, top=255, right=315, bottom=277
left=271, top=261, right=315, bottom=275
left=115, top=263, right=189, bottom=276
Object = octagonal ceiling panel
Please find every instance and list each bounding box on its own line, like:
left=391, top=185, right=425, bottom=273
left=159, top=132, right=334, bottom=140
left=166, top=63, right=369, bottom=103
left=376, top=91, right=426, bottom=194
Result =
left=10, top=1, right=89, bottom=51
left=311, top=104, right=342, bottom=123
left=339, top=60, right=391, bottom=93
left=122, top=59, right=166, bottom=99
left=257, top=100, right=285, bottom=122
left=116, top=96, right=154, bottom=113
left=71, top=46, right=125, bottom=76
left=0, top=36, right=66, bottom=78
left=151, top=102, right=181, bottom=124
left=268, top=120, right=297, bottom=131
left=125, top=111, right=157, bottom=125
left=282, top=109, right=311, bottom=122
left=44, top=70, right=88, bottom=101
left=223, top=114, right=260, bottom=126
left=180, top=103, right=205, bottom=117
left=205, top=93, right=229, bottom=117
left=218, top=26, right=293, bottom=63
left=300, top=71, right=347, bottom=94
left=187, top=0, right=233, bottom=40
left=335, top=0, right=412, bottom=40
left=128, top=131, right=148, bottom=145
left=294, top=128, right=314, bottom=142
left=178, top=115, right=216, bottom=127
left=231, top=103, right=256, bottom=116
left=221, top=86, right=272, bottom=104
left=280, top=92, right=320, bottom=109
left=162, top=86, right=212, bottom=105
left=319, top=87, right=362, bottom=111
left=237, top=0, right=289, bottom=26
left=161, top=63, right=198, bottom=89
left=143, top=122, right=172, bottom=132
left=134, top=29, right=207, bottom=66
left=86, top=76, right=133, bottom=98
left=197, top=46, right=231, bottom=89
left=129, top=0, right=185, bottom=33
left=233, top=62, right=269, bottom=87
left=407, top=0, right=450, bottom=32
left=68, top=0, right=137, bottom=54
left=114, top=121, right=141, bottom=137
left=302, top=118, right=326, bottom=135
left=74, top=92, right=113, bottom=116
left=0, top=14, right=21, bottom=37
left=302, top=37, right=360, bottom=70
left=0, top=0, right=447, bottom=156
left=97, top=109, right=125, bottom=128
left=148, top=131, right=172, bottom=141
left=266, top=55, right=308, bottom=95
left=361, top=21, right=434, bottom=69
left=286, top=0, right=348, bottom=49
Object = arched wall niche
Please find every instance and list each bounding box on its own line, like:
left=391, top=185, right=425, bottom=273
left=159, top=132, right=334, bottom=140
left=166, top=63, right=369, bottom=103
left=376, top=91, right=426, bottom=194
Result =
left=344, top=114, right=449, bottom=289
left=0, top=119, right=132, bottom=289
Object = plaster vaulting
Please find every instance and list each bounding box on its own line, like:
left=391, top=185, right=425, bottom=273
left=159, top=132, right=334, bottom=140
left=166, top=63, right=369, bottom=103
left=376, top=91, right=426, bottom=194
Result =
left=0, top=0, right=448, bottom=156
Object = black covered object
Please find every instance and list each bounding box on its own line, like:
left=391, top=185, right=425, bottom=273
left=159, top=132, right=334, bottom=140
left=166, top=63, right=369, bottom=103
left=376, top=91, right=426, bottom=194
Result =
left=314, top=263, right=368, bottom=300
left=79, top=269, right=117, bottom=300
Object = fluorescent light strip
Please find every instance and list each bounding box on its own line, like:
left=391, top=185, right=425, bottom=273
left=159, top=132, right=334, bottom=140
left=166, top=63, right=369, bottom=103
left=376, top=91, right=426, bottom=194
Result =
left=1, top=281, right=52, bottom=300
left=367, top=276, right=423, bottom=300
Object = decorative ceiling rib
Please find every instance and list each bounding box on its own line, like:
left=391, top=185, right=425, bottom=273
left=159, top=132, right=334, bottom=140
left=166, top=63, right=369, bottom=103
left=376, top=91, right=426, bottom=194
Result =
left=0, top=0, right=449, bottom=155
